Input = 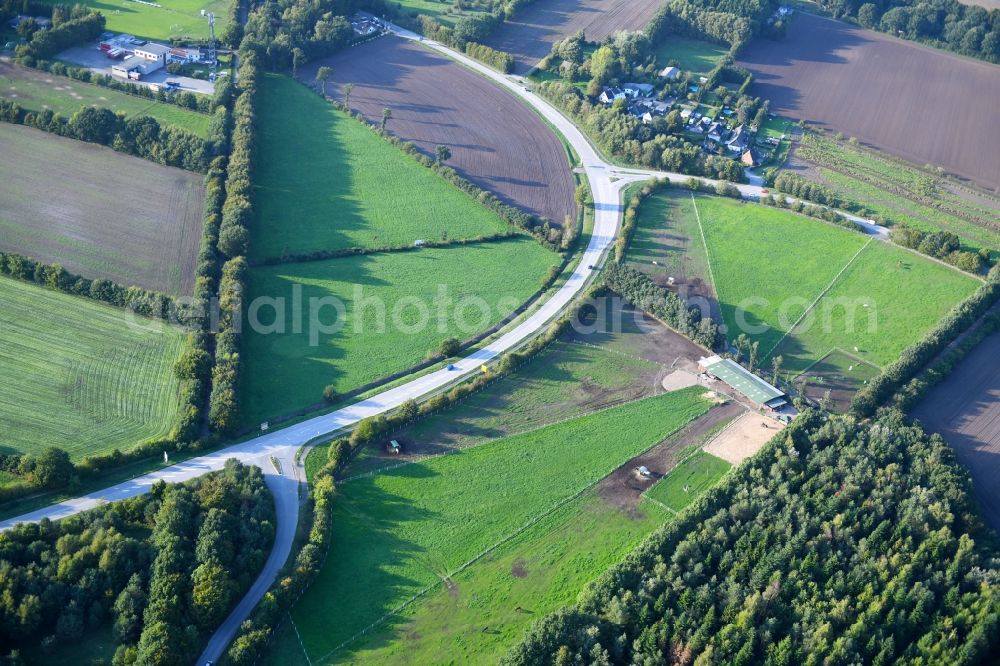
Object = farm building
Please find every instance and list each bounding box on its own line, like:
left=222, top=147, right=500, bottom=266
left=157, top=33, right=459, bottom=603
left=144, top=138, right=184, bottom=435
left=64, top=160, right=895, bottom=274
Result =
left=698, top=355, right=788, bottom=411
left=659, top=66, right=680, bottom=80
left=133, top=42, right=170, bottom=65
left=112, top=55, right=162, bottom=79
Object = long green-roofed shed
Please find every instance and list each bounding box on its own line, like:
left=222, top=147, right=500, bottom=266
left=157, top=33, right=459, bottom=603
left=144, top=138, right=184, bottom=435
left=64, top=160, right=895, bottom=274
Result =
left=699, top=355, right=785, bottom=406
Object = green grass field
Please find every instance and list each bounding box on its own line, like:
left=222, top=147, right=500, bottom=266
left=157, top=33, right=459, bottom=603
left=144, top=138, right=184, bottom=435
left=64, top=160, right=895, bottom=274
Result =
left=387, top=0, right=486, bottom=25
left=626, top=189, right=712, bottom=288
left=252, top=75, right=512, bottom=261
left=0, top=61, right=212, bottom=137
left=653, top=35, right=728, bottom=73
left=288, top=388, right=711, bottom=663
left=319, top=490, right=670, bottom=665
left=0, top=276, right=184, bottom=460
left=339, top=336, right=663, bottom=478
left=239, top=239, right=557, bottom=425
left=37, top=0, right=230, bottom=41
left=773, top=241, right=978, bottom=371
left=627, top=192, right=979, bottom=391
left=696, top=195, right=869, bottom=353
left=645, top=449, right=731, bottom=512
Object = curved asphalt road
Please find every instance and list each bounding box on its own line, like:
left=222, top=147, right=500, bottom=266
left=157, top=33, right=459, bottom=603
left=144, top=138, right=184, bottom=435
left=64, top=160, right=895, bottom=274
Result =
left=0, top=26, right=890, bottom=662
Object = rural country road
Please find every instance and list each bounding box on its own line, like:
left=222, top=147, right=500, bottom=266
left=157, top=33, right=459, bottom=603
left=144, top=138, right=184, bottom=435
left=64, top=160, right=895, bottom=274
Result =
left=195, top=449, right=302, bottom=664
left=0, top=24, right=891, bottom=659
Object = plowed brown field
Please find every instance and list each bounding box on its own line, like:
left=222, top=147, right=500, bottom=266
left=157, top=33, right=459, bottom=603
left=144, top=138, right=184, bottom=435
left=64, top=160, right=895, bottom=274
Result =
left=913, top=331, right=1000, bottom=532
left=738, top=13, right=1000, bottom=190
left=301, top=37, right=575, bottom=226
left=485, top=0, right=664, bottom=72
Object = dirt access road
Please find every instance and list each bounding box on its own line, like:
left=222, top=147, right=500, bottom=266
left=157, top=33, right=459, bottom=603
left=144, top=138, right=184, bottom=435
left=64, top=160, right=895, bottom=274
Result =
left=738, top=13, right=1000, bottom=190
left=484, top=0, right=665, bottom=73
left=300, top=36, right=576, bottom=226
left=913, top=331, right=1000, bottom=532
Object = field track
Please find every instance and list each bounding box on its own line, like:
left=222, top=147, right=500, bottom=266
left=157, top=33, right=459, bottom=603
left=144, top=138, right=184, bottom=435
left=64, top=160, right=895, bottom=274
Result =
left=913, top=332, right=1000, bottom=532
left=0, top=124, right=204, bottom=295
left=301, top=37, right=575, bottom=226
left=484, top=0, right=664, bottom=72
left=738, top=13, right=1000, bottom=190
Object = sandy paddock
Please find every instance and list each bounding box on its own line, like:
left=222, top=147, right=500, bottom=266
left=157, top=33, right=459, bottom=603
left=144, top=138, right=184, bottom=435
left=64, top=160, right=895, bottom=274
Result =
left=704, top=412, right=784, bottom=465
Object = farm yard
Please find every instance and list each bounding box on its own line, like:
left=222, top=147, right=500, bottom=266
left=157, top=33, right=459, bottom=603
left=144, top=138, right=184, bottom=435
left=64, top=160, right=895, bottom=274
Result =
left=36, top=0, right=230, bottom=41
left=913, top=331, right=1000, bottom=532
left=0, top=61, right=213, bottom=137
left=483, top=0, right=665, bottom=72
left=0, top=123, right=205, bottom=295
left=790, top=131, right=1000, bottom=257
left=0, top=275, right=185, bottom=460
left=239, top=239, right=557, bottom=425
left=624, top=191, right=979, bottom=400
left=285, top=388, right=714, bottom=664
left=738, top=12, right=1000, bottom=190
left=252, top=74, right=517, bottom=259
left=298, top=38, right=576, bottom=228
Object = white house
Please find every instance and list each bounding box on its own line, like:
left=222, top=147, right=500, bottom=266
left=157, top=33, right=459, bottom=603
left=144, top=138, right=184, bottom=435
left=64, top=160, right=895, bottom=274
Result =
left=598, top=87, right=626, bottom=105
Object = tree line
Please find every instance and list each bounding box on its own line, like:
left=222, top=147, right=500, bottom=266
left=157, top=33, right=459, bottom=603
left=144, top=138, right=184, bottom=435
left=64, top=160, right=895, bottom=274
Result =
left=0, top=99, right=215, bottom=172
left=13, top=10, right=104, bottom=62
left=0, top=460, right=275, bottom=665
left=505, top=409, right=1000, bottom=665
left=206, top=53, right=259, bottom=436
left=819, top=0, right=1000, bottom=64
left=604, top=263, right=723, bottom=349
left=890, top=226, right=991, bottom=274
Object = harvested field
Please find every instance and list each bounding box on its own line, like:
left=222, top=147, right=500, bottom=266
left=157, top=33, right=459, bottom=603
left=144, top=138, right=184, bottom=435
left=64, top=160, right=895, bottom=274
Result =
left=0, top=275, right=185, bottom=460
left=738, top=13, right=1000, bottom=190
left=300, top=37, right=575, bottom=226
left=0, top=124, right=204, bottom=295
left=913, top=332, right=1000, bottom=532
left=703, top=412, right=782, bottom=465
left=484, top=0, right=664, bottom=72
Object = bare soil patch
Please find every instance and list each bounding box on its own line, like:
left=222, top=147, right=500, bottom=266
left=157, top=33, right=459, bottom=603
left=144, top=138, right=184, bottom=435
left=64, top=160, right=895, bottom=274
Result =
left=0, top=123, right=203, bottom=295
left=738, top=13, right=1000, bottom=190
left=912, top=332, right=1000, bottom=532
left=300, top=37, right=575, bottom=226
left=703, top=412, right=783, bottom=465
left=596, top=401, right=745, bottom=512
left=484, top=0, right=665, bottom=73
left=662, top=370, right=698, bottom=392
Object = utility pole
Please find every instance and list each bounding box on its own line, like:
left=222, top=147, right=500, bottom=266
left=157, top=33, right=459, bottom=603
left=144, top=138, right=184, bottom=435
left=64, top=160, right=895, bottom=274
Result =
left=208, top=12, right=216, bottom=70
